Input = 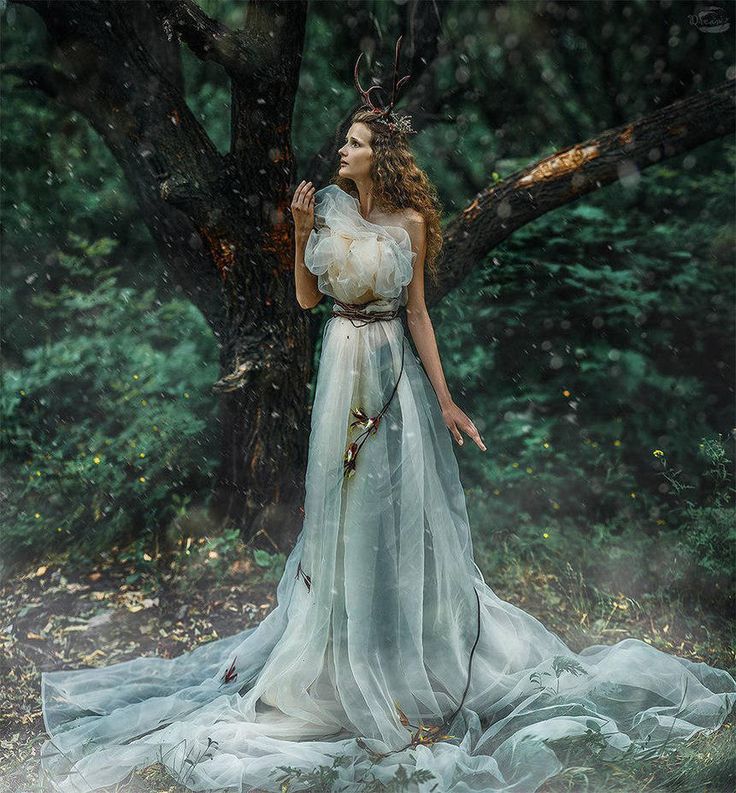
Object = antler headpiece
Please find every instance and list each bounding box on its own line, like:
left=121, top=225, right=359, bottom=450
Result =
left=353, top=35, right=416, bottom=136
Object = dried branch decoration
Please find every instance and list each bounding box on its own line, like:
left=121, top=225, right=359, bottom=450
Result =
left=353, top=35, right=417, bottom=136
left=343, top=339, right=406, bottom=479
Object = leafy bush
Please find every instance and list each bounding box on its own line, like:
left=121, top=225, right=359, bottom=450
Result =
left=657, top=434, right=736, bottom=606
left=0, top=233, right=220, bottom=579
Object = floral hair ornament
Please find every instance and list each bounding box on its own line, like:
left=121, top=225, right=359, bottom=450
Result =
left=353, top=34, right=417, bottom=137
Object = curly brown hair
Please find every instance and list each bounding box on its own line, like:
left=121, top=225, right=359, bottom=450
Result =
left=330, top=109, right=443, bottom=286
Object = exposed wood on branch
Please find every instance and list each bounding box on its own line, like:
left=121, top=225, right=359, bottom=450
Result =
left=428, top=78, right=736, bottom=306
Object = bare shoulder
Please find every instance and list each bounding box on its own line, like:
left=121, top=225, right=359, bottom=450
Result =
left=395, top=209, right=425, bottom=246
left=400, top=210, right=425, bottom=252
left=401, top=208, right=425, bottom=226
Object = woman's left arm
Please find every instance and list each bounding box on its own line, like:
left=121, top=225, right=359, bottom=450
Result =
left=404, top=214, right=487, bottom=452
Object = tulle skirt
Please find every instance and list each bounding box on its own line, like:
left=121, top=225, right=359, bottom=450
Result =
left=39, top=308, right=736, bottom=792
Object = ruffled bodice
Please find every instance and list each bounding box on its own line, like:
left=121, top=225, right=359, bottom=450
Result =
left=304, top=184, right=417, bottom=308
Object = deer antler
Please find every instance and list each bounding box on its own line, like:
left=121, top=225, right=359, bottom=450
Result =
left=353, top=34, right=412, bottom=117
left=387, top=35, right=412, bottom=115
left=353, top=51, right=385, bottom=113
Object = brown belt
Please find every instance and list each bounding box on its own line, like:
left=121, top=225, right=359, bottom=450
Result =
left=330, top=297, right=401, bottom=327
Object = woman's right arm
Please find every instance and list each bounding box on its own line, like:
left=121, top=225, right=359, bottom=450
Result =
left=291, top=180, right=323, bottom=310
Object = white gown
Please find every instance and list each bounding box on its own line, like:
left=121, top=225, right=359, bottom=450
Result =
left=38, top=184, right=736, bottom=793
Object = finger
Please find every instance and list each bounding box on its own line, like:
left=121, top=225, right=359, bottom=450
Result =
left=461, top=418, right=485, bottom=450
left=297, top=183, right=315, bottom=206
left=296, top=189, right=310, bottom=208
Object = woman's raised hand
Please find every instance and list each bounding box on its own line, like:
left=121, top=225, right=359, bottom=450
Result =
left=291, top=180, right=315, bottom=239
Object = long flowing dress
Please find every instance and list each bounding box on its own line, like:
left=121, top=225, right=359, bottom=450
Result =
left=38, top=184, right=736, bottom=793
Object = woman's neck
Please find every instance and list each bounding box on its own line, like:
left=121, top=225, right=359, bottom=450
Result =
left=354, top=178, right=377, bottom=220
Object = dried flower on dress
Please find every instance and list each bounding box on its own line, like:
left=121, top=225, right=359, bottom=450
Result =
left=295, top=560, right=312, bottom=592
left=221, top=658, right=237, bottom=685
left=349, top=406, right=381, bottom=434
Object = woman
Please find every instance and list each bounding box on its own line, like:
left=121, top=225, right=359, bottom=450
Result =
left=39, top=52, right=735, bottom=793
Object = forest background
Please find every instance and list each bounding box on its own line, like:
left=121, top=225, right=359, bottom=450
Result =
left=0, top=1, right=734, bottom=790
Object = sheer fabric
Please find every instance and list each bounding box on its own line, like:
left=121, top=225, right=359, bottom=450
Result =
left=38, top=184, right=736, bottom=793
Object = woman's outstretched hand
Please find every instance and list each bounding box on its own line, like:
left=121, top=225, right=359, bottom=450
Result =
left=442, top=401, right=487, bottom=451
left=291, top=180, right=315, bottom=240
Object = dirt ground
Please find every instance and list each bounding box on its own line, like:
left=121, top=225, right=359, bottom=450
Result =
left=1, top=545, right=733, bottom=793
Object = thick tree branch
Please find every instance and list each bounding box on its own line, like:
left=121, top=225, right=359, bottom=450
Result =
left=428, top=79, right=736, bottom=307
left=0, top=60, right=87, bottom=111
left=148, top=0, right=255, bottom=81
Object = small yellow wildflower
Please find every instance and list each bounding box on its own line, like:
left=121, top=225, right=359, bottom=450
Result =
left=184, top=392, right=190, bottom=399
left=34, top=512, right=41, bottom=519
left=653, top=449, right=664, bottom=457
left=543, top=442, right=550, bottom=449
left=512, top=462, right=519, bottom=468
left=552, top=501, right=560, bottom=510
left=93, top=456, right=101, bottom=464
left=543, top=532, right=549, bottom=539
left=133, top=374, right=139, bottom=380
left=141, top=399, right=148, bottom=406
left=613, top=440, right=621, bottom=447
left=139, top=476, right=146, bottom=483
left=139, top=452, right=146, bottom=458
left=35, top=471, right=41, bottom=477
left=20, top=389, right=26, bottom=396
left=630, top=492, right=637, bottom=498
left=525, top=466, right=533, bottom=474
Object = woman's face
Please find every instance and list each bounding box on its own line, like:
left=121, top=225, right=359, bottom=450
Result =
left=337, top=122, right=373, bottom=181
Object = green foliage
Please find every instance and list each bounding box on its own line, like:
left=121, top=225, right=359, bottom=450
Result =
left=656, top=434, right=736, bottom=605
left=272, top=754, right=439, bottom=792
left=251, top=547, right=287, bottom=583
left=170, top=527, right=245, bottom=586
left=0, top=233, right=220, bottom=578
left=439, top=143, right=735, bottom=565
left=271, top=755, right=354, bottom=793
